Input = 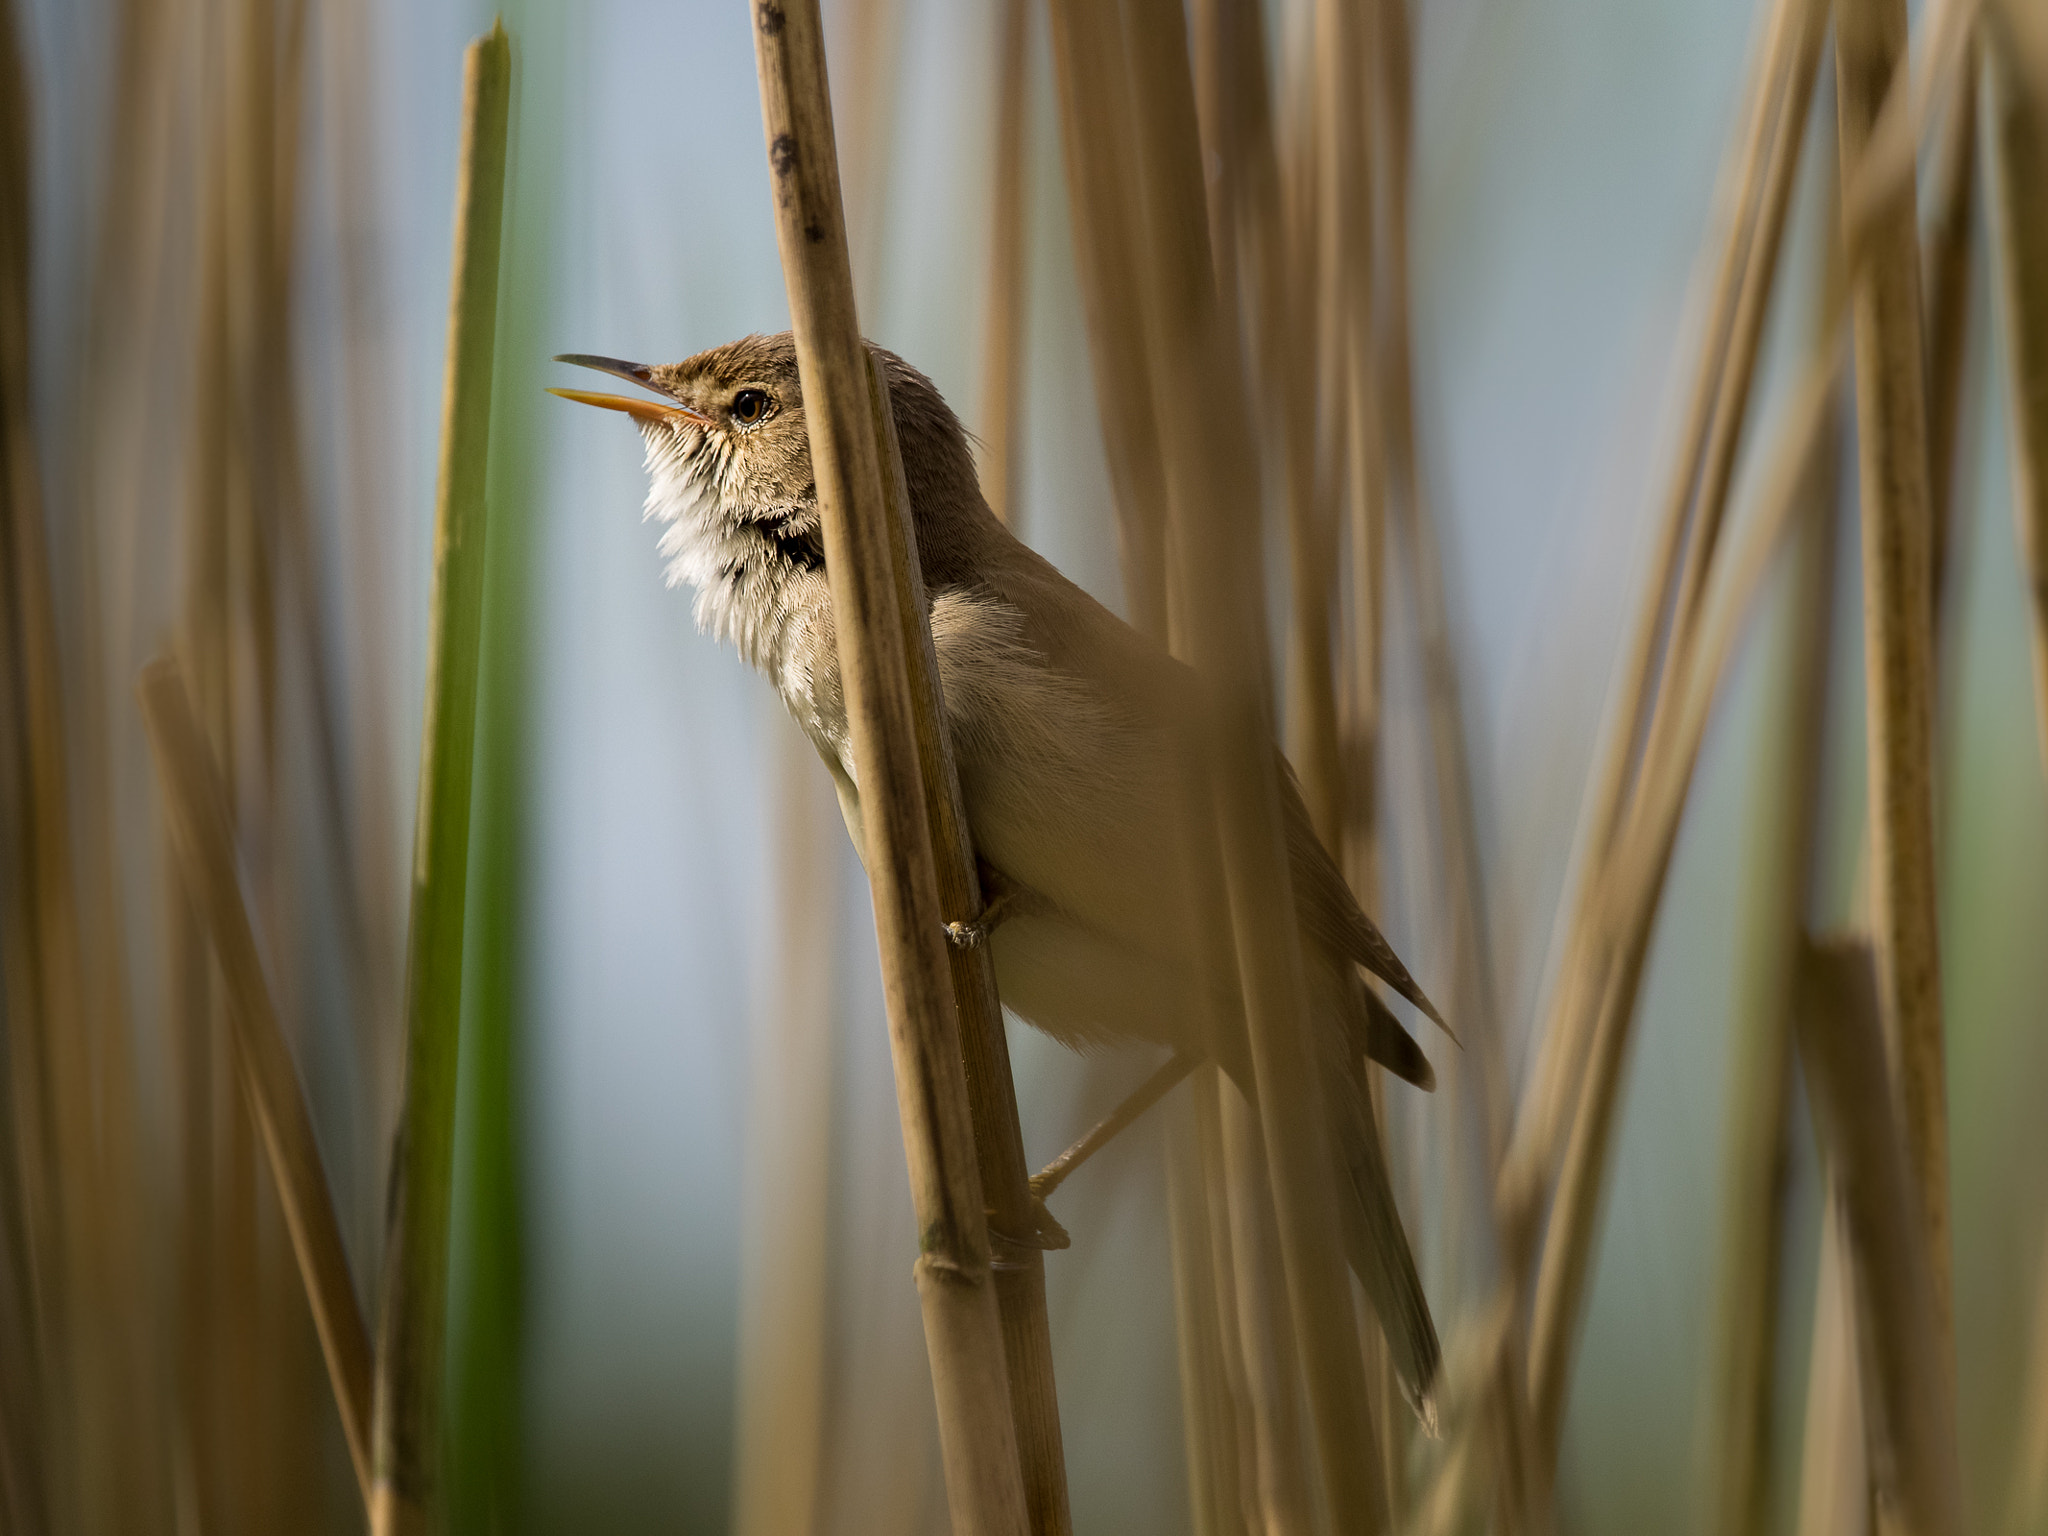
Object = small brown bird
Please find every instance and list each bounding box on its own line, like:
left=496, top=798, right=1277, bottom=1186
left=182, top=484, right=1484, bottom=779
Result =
left=552, top=332, right=1445, bottom=1411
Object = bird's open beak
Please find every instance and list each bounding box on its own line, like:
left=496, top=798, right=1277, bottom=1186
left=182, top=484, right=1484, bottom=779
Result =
left=548, top=353, right=713, bottom=428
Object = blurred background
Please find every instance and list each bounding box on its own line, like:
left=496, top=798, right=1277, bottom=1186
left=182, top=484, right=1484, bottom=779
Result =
left=3, top=0, right=2045, bottom=1533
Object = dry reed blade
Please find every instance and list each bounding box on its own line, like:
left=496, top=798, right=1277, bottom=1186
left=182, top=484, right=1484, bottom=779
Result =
left=371, top=25, right=510, bottom=1534
left=1986, top=7, right=2048, bottom=780
left=749, top=3, right=1033, bottom=1531
left=976, top=0, right=1031, bottom=531
left=869, top=350, right=1072, bottom=1533
left=1794, top=936, right=1963, bottom=1536
left=1835, top=0, right=1954, bottom=1359
left=1115, top=0, right=1391, bottom=1523
left=136, top=655, right=375, bottom=1505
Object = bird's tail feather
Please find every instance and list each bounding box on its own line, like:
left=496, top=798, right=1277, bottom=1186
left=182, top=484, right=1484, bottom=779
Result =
left=1328, top=975, right=1442, bottom=1423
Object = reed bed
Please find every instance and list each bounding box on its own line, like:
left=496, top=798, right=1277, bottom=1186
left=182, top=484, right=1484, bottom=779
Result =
left=2, top=0, right=2047, bottom=1532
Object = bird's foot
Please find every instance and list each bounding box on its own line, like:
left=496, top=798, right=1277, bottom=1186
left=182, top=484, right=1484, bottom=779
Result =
left=944, top=867, right=1019, bottom=949
left=988, top=1195, right=1072, bottom=1269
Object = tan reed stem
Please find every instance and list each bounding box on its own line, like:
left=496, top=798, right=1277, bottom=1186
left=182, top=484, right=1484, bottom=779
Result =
left=977, top=0, right=1031, bottom=530
left=749, top=4, right=1032, bottom=1531
left=137, top=656, right=375, bottom=1506
left=869, top=350, right=1072, bottom=1534
left=1795, top=937, right=1963, bottom=1536
left=1987, top=11, right=2048, bottom=781
left=371, top=25, right=510, bottom=1534
left=1835, top=0, right=1954, bottom=1366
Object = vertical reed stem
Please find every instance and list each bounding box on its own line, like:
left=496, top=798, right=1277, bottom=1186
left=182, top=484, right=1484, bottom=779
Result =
left=748, top=5, right=1032, bottom=1531
left=1988, top=17, right=2048, bottom=780
left=371, top=26, right=509, bottom=1534
left=1795, top=938, right=1962, bottom=1536
left=1834, top=0, right=1954, bottom=1356
left=1040, top=0, right=1173, bottom=641
left=1708, top=373, right=1840, bottom=1536
left=869, top=352, right=1072, bottom=1535
left=978, top=0, right=1030, bottom=531
left=731, top=738, right=837, bottom=1536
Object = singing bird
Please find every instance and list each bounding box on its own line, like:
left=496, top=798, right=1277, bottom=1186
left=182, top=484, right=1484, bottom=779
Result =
left=552, top=333, right=1445, bottom=1411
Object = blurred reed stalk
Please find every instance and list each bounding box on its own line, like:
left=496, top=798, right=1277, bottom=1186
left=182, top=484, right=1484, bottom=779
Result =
left=1795, top=937, right=1963, bottom=1536
left=865, top=9, right=1072, bottom=1525
left=1987, top=4, right=2048, bottom=778
left=1795, top=1199, right=1871, bottom=1536
left=731, top=732, right=838, bottom=1536
left=1833, top=0, right=1953, bottom=1374
left=372, top=25, right=510, bottom=1534
left=871, top=345, right=1072, bottom=1536
left=137, top=656, right=374, bottom=1505
left=2011, top=1249, right=2048, bottom=1536
left=0, top=0, right=68, bottom=1528
left=749, top=4, right=1040, bottom=1532
left=1706, top=294, right=1841, bottom=1536
left=976, top=0, right=1031, bottom=531
left=320, top=0, right=409, bottom=1200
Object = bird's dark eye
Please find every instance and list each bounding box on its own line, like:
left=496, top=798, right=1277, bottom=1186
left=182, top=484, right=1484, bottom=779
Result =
left=731, top=388, right=773, bottom=426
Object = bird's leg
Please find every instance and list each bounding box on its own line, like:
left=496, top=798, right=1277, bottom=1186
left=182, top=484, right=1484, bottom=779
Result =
left=945, top=860, right=1022, bottom=949
left=1026, top=1052, right=1200, bottom=1233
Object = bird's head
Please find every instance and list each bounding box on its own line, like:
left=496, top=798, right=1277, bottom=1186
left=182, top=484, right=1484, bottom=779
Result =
left=552, top=331, right=985, bottom=604
left=551, top=331, right=815, bottom=546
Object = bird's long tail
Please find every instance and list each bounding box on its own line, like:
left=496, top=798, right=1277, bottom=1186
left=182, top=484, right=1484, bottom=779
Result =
left=1326, top=971, right=1442, bottom=1425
